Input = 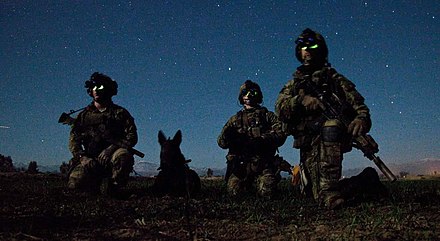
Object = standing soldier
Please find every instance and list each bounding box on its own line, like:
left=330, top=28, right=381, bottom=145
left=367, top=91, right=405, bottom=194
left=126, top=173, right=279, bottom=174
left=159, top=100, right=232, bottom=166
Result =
left=275, top=29, right=371, bottom=209
left=68, top=72, right=138, bottom=195
left=218, top=80, right=286, bottom=198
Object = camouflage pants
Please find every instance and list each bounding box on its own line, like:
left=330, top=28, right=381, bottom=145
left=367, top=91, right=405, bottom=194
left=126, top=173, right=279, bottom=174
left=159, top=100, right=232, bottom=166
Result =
left=227, top=168, right=277, bottom=198
left=300, top=140, right=343, bottom=206
left=68, top=148, right=134, bottom=190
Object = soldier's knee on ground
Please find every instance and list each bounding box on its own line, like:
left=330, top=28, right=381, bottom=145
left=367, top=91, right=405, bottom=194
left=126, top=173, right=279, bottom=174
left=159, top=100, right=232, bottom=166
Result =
left=111, top=148, right=134, bottom=185
left=227, top=174, right=242, bottom=196
left=257, top=170, right=276, bottom=198
left=67, top=165, right=89, bottom=189
left=67, top=176, right=80, bottom=189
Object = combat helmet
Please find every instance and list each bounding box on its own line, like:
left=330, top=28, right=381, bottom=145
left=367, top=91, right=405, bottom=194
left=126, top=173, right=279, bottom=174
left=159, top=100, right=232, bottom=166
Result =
left=84, top=72, right=118, bottom=97
left=238, top=80, right=263, bottom=105
left=295, top=28, right=329, bottom=64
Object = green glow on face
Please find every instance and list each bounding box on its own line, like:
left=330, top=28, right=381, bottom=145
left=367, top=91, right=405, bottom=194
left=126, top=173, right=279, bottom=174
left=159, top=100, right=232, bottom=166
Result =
left=244, top=90, right=258, bottom=97
left=301, top=44, right=319, bottom=50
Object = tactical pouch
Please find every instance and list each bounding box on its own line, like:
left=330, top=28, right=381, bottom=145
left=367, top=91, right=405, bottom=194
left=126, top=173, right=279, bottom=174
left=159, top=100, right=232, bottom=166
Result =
left=250, top=127, right=261, bottom=138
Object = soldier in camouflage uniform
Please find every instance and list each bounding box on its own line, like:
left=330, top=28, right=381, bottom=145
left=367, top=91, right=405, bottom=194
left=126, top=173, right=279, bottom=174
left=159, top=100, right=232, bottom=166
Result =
left=275, top=29, right=371, bottom=209
left=218, top=80, right=286, bottom=198
left=68, top=72, right=138, bottom=195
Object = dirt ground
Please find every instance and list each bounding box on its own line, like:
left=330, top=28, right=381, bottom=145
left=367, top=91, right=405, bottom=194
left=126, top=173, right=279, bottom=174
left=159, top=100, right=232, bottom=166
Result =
left=1, top=172, right=439, bottom=240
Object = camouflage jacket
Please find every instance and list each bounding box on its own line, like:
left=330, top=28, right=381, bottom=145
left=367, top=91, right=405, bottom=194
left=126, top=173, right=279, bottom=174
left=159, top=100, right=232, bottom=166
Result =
left=217, top=106, right=286, bottom=158
left=69, top=102, right=138, bottom=158
left=275, top=65, right=371, bottom=148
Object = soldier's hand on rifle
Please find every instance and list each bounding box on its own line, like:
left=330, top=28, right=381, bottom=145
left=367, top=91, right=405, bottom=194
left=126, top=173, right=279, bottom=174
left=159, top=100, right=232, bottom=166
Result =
left=348, top=118, right=367, bottom=136
left=301, top=95, right=321, bottom=111
left=98, top=144, right=118, bottom=162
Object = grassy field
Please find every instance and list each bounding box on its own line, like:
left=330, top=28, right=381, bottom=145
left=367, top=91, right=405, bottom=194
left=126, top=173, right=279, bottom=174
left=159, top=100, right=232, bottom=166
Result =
left=0, top=173, right=439, bottom=240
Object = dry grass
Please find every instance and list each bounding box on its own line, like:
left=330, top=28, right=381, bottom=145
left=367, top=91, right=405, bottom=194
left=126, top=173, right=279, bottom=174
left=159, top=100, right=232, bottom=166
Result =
left=0, top=172, right=439, bottom=240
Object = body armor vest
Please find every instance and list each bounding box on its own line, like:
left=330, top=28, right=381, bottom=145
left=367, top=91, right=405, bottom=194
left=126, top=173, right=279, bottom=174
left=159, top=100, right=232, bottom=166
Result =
left=235, top=107, right=269, bottom=139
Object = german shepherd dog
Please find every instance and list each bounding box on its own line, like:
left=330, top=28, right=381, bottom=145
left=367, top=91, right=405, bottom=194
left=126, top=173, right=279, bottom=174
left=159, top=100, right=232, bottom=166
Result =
left=152, top=130, right=201, bottom=197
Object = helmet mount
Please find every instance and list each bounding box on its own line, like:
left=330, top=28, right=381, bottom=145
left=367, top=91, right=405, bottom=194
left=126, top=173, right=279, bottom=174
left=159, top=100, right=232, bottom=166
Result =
left=84, top=72, right=118, bottom=98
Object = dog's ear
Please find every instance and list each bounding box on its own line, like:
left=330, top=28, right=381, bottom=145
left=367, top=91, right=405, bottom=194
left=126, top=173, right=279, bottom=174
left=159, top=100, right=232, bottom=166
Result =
left=158, top=130, right=167, bottom=145
left=173, top=130, right=182, bottom=145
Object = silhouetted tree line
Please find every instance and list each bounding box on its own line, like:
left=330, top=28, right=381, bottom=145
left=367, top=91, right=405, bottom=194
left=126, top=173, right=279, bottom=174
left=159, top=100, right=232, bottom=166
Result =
left=206, top=168, right=213, bottom=177
left=26, top=161, right=39, bottom=174
left=0, top=154, right=15, bottom=172
left=0, top=154, right=41, bottom=174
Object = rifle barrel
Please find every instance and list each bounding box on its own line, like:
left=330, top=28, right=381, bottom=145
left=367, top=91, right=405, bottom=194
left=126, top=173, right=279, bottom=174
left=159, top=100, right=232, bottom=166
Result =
left=130, top=148, right=145, bottom=158
left=370, top=155, right=397, bottom=182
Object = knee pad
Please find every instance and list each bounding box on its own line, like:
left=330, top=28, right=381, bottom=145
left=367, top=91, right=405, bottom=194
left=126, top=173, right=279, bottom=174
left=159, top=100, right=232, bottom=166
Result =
left=321, top=119, right=343, bottom=142
left=112, top=148, right=134, bottom=166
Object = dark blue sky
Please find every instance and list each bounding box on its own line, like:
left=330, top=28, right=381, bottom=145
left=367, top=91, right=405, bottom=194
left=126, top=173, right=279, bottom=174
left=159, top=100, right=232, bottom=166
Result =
left=1, top=1, right=439, bottom=170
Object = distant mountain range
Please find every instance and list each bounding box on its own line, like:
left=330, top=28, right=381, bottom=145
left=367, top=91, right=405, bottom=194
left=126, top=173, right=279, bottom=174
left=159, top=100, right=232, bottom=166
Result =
left=13, top=158, right=440, bottom=178
left=133, top=160, right=227, bottom=177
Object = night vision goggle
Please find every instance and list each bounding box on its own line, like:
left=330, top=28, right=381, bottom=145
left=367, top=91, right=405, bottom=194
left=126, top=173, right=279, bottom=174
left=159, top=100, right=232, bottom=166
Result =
left=295, top=37, right=319, bottom=50
left=85, top=79, right=107, bottom=91
left=92, top=84, right=105, bottom=91
left=241, top=88, right=259, bottom=97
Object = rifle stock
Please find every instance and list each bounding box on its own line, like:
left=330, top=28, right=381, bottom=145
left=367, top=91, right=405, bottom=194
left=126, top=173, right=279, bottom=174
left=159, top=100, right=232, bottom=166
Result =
left=58, top=112, right=76, bottom=125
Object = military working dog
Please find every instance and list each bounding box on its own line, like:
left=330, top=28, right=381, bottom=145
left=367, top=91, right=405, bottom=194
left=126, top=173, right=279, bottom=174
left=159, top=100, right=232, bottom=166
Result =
left=152, top=130, right=201, bottom=197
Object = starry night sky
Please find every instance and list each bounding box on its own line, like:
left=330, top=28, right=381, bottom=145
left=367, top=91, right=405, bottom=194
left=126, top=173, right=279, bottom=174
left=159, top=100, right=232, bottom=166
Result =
left=1, top=1, right=439, bottom=171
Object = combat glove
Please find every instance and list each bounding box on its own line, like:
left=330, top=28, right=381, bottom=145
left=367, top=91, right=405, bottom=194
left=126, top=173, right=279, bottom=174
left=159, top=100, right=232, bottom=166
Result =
left=98, top=144, right=118, bottom=162
left=347, top=118, right=367, bottom=136
left=301, top=95, right=321, bottom=111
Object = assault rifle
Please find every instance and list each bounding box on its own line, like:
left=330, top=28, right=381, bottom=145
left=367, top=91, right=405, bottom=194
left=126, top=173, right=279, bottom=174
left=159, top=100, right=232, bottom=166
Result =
left=58, top=108, right=85, bottom=125
left=58, top=108, right=145, bottom=158
left=297, top=78, right=397, bottom=182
